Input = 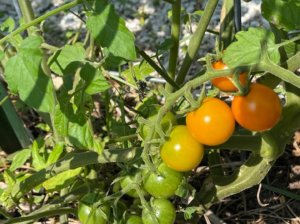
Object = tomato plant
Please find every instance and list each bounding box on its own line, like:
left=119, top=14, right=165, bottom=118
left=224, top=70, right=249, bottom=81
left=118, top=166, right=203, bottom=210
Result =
left=78, top=193, right=111, bottom=224
left=120, top=172, right=149, bottom=198
left=186, top=97, right=235, bottom=146
left=160, top=125, right=204, bottom=172
left=139, top=105, right=177, bottom=139
left=211, top=60, right=248, bottom=92
left=125, top=215, right=143, bottom=224
left=142, top=198, right=176, bottom=224
left=143, top=161, right=184, bottom=198
left=231, top=83, right=282, bottom=131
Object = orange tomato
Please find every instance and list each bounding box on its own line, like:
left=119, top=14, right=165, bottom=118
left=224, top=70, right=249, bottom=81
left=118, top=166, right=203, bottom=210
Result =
left=186, top=97, right=235, bottom=146
left=231, top=83, right=282, bottom=131
left=160, top=126, right=204, bottom=172
left=211, top=60, right=248, bottom=92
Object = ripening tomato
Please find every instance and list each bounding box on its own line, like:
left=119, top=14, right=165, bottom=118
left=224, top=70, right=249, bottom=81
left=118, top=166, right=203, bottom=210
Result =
left=78, top=193, right=111, bottom=224
left=142, top=199, right=176, bottom=224
left=231, top=83, right=282, bottom=131
left=143, top=162, right=183, bottom=198
left=160, top=125, right=204, bottom=172
left=211, top=60, right=248, bottom=92
left=186, top=97, right=235, bottom=146
left=139, top=105, right=177, bottom=140
left=120, top=172, right=149, bottom=198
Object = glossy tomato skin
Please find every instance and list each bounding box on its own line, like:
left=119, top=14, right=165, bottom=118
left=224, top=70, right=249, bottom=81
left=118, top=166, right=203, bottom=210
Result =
left=139, top=105, right=177, bottom=139
left=211, top=60, right=247, bottom=92
left=120, top=172, right=149, bottom=198
left=143, top=162, right=183, bottom=198
left=78, top=193, right=111, bottom=224
left=142, top=199, right=176, bottom=224
left=186, top=97, right=235, bottom=146
left=160, top=125, right=204, bottom=172
left=231, top=83, right=282, bottom=131
left=125, top=215, right=143, bottom=224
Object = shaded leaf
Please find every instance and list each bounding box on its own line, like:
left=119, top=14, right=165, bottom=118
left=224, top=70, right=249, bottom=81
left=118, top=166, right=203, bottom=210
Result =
left=0, top=17, right=15, bottom=32
left=4, top=36, right=55, bottom=113
left=10, top=149, right=31, bottom=172
left=87, top=4, right=136, bottom=61
left=31, top=141, right=46, bottom=171
left=43, top=168, right=82, bottom=192
left=0, top=50, right=4, bottom=61
left=156, top=39, right=174, bottom=51
left=262, top=0, right=300, bottom=31
left=111, top=117, right=136, bottom=138
left=48, top=45, right=85, bottom=76
left=123, top=63, right=154, bottom=85
left=47, top=142, right=65, bottom=165
left=184, top=207, right=197, bottom=220
left=175, top=178, right=196, bottom=199
left=80, top=63, right=111, bottom=95
left=4, top=170, right=15, bottom=189
left=223, top=28, right=280, bottom=67
left=104, top=48, right=127, bottom=66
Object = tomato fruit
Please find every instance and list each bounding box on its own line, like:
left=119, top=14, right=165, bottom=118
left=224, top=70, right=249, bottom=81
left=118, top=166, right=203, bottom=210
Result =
left=142, top=198, right=176, bottom=224
left=211, top=60, right=248, bottom=92
left=160, top=125, right=204, bottom=172
left=120, top=172, right=149, bottom=197
left=139, top=105, right=177, bottom=139
left=125, top=215, right=143, bottom=224
left=231, top=83, right=282, bottom=131
left=186, top=97, right=235, bottom=146
left=78, top=193, right=111, bottom=224
left=143, top=162, right=183, bottom=198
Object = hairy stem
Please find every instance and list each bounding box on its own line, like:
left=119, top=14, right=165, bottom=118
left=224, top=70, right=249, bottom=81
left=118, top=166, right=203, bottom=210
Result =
left=165, top=0, right=181, bottom=93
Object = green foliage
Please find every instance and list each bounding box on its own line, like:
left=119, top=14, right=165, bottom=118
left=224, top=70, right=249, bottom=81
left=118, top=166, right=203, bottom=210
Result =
left=9, top=149, right=31, bottom=172
left=47, top=142, right=65, bottom=165
left=223, top=28, right=280, bottom=67
left=0, top=17, right=15, bottom=32
left=262, top=0, right=300, bottom=31
left=48, top=45, right=86, bottom=76
left=31, top=141, right=47, bottom=171
left=87, top=4, right=136, bottom=61
left=4, top=36, right=55, bottom=113
left=0, top=50, right=4, bottom=61
left=123, top=63, right=154, bottom=85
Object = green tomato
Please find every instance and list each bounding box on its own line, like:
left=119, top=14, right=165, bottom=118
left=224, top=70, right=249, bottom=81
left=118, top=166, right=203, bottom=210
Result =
left=139, top=105, right=177, bottom=139
left=143, top=162, right=183, bottom=198
left=142, top=199, right=176, bottom=224
left=78, top=193, right=111, bottom=224
left=120, top=172, right=149, bottom=198
left=125, top=215, right=143, bottom=224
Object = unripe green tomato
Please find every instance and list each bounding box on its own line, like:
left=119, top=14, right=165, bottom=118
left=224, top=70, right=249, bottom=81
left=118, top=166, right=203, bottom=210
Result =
left=142, top=199, right=176, bottom=224
left=139, top=105, right=177, bottom=139
left=120, top=172, right=149, bottom=198
left=78, top=193, right=111, bottom=224
left=143, top=162, right=183, bottom=198
left=125, top=215, right=143, bottom=224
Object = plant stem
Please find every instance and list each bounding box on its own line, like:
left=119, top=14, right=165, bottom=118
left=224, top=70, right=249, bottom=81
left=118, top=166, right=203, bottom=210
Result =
left=104, top=90, right=111, bottom=137
left=0, top=0, right=96, bottom=45
left=276, top=35, right=300, bottom=47
left=40, top=43, right=59, bottom=52
left=176, top=0, right=219, bottom=85
left=220, top=0, right=234, bottom=49
left=163, top=0, right=176, bottom=4
left=0, top=95, right=9, bottom=106
left=119, top=66, right=129, bottom=148
left=59, top=188, right=68, bottom=224
left=4, top=208, right=77, bottom=224
left=0, top=207, right=12, bottom=219
left=136, top=47, right=180, bottom=90
left=165, top=0, right=181, bottom=93
left=108, top=134, right=138, bottom=144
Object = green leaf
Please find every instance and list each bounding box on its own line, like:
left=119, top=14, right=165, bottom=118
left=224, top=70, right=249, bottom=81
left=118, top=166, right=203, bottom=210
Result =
left=54, top=88, right=74, bottom=137
left=223, top=28, right=280, bottom=67
left=1, top=17, right=15, bottom=32
left=43, top=168, right=82, bottom=192
left=80, top=63, right=111, bottom=95
left=4, top=170, right=16, bottom=189
left=104, top=48, right=127, bottom=66
left=87, top=4, right=136, bottom=61
left=48, top=45, right=86, bottom=76
left=283, top=41, right=300, bottom=58
left=123, top=63, right=154, bottom=85
left=0, top=50, right=4, bottom=61
left=261, top=0, right=300, bottom=31
left=4, top=36, right=55, bottom=113
left=156, top=39, right=174, bottom=51
left=47, top=142, right=65, bottom=165
left=9, top=149, right=31, bottom=172
left=111, top=117, right=136, bottom=138
left=31, top=141, right=46, bottom=171
left=35, top=123, right=51, bottom=132
left=69, top=111, right=103, bottom=154
left=184, top=207, right=197, bottom=220
left=175, top=178, right=196, bottom=199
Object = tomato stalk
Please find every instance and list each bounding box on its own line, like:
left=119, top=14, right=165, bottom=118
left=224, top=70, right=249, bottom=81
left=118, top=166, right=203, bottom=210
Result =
left=219, top=0, right=234, bottom=49
left=176, top=0, right=219, bottom=85
left=165, top=0, right=181, bottom=93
